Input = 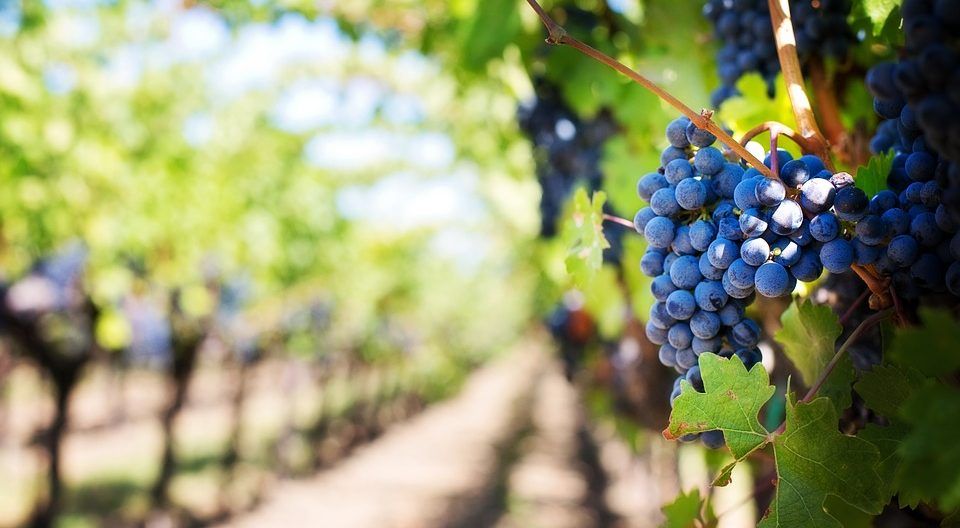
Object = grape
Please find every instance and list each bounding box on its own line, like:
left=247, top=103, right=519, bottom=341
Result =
left=707, top=238, right=739, bottom=269
left=666, top=116, right=691, bottom=148
left=694, top=280, right=729, bottom=311
left=651, top=274, right=678, bottom=301
left=730, top=319, right=761, bottom=347
left=819, top=238, right=854, bottom=273
left=668, top=322, right=694, bottom=349
left=685, top=365, right=704, bottom=392
left=906, top=151, right=936, bottom=181
left=726, top=258, right=758, bottom=289
left=714, top=163, right=745, bottom=198
left=676, top=347, right=698, bottom=370
left=852, top=239, right=882, bottom=265
left=640, top=249, right=666, bottom=276
left=780, top=159, right=812, bottom=188
left=755, top=178, right=786, bottom=206
left=740, top=237, right=770, bottom=267
left=764, top=148, right=793, bottom=170
left=644, top=216, right=676, bottom=249
left=790, top=220, right=813, bottom=246
left=692, top=335, right=722, bottom=355
left=734, top=177, right=762, bottom=210
left=685, top=121, right=716, bottom=148
left=755, top=261, right=791, bottom=297
left=799, top=178, right=837, bottom=213
left=790, top=248, right=823, bottom=281
left=659, top=344, right=678, bottom=367
left=855, top=215, right=890, bottom=246
left=699, top=252, right=725, bottom=280
left=722, top=271, right=755, bottom=298
left=651, top=187, right=681, bottom=216
left=734, top=347, right=763, bottom=369
left=661, top=146, right=689, bottom=166
left=911, top=252, right=945, bottom=290
left=690, top=220, right=718, bottom=251
left=799, top=154, right=826, bottom=174
left=701, top=430, right=725, bottom=449
left=947, top=261, right=960, bottom=295
left=911, top=211, right=943, bottom=246
left=672, top=226, right=696, bottom=255
left=665, top=158, right=695, bottom=185
left=718, top=302, right=743, bottom=326
left=809, top=212, right=840, bottom=242
left=771, top=238, right=801, bottom=266
left=650, top=301, right=676, bottom=330
left=739, top=208, right=769, bottom=238
left=718, top=217, right=743, bottom=240
left=882, top=207, right=911, bottom=235
left=670, top=255, right=703, bottom=289
left=666, top=289, right=697, bottom=320
left=694, top=146, right=726, bottom=176
left=834, top=186, right=869, bottom=222
left=869, top=189, right=899, bottom=213
left=638, top=172, right=669, bottom=200
left=676, top=178, right=708, bottom=210
left=888, top=234, right=920, bottom=267
left=690, top=310, right=721, bottom=339
left=645, top=321, right=668, bottom=345
left=770, top=200, right=804, bottom=235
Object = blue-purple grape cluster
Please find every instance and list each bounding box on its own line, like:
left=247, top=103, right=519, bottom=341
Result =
left=863, top=0, right=960, bottom=297
left=635, top=116, right=894, bottom=446
left=702, top=0, right=855, bottom=107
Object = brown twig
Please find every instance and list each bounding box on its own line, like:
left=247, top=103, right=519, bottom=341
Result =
left=838, top=288, right=870, bottom=327
left=850, top=264, right=893, bottom=310
left=524, top=0, right=776, bottom=179
left=807, top=57, right=850, bottom=166
left=602, top=213, right=636, bottom=229
left=800, top=307, right=894, bottom=404
left=766, top=0, right=834, bottom=172
left=739, top=121, right=823, bottom=156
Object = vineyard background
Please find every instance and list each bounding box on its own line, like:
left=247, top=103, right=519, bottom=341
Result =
left=0, top=0, right=952, bottom=527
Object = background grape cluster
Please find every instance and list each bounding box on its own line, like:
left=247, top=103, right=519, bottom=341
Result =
left=703, top=0, right=855, bottom=107
left=864, top=0, right=960, bottom=297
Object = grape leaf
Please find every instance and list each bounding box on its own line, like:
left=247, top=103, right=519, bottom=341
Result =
left=664, top=353, right=774, bottom=459
left=564, top=188, right=610, bottom=287
left=858, top=422, right=910, bottom=504
left=661, top=488, right=707, bottom=528
left=760, top=396, right=884, bottom=527
left=854, top=363, right=926, bottom=418
left=887, top=308, right=960, bottom=377
left=897, top=385, right=960, bottom=510
left=855, top=151, right=896, bottom=199
left=858, top=0, right=903, bottom=36
left=774, top=299, right=847, bottom=410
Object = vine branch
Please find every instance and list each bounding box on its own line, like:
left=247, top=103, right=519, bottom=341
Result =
left=800, top=307, right=894, bottom=404
left=739, top=121, right=822, bottom=156
left=767, top=0, right=834, bottom=172
left=602, top=213, right=636, bottom=229
left=524, top=0, right=776, bottom=179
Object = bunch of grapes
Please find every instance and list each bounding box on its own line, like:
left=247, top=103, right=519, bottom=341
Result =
left=634, top=115, right=903, bottom=446
left=861, top=0, right=960, bottom=296
left=518, top=78, right=629, bottom=262
left=702, top=0, right=855, bottom=107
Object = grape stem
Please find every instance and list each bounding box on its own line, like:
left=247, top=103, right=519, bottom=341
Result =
left=800, top=307, right=894, bottom=405
left=739, top=121, right=822, bottom=156
left=838, top=288, right=870, bottom=327
left=766, top=0, right=834, bottom=172
left=523, top=0, right=776, bottom=179
left=602, top=213, right=636, bottom=229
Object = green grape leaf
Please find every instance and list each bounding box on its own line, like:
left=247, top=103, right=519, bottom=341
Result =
left=858, top=422, right=910, bottom=504
left=774, top=299, right=847, bottom=410
left=887, top=308, right=960, bottom=376
left=854, top=363, right=927, bottom=418
left=564, top=188, right=611, bottom=287
left=897, top=384, right=960, bottom=510
left=760, top=396, right=884, bottom=527
left=859, top=0, right=903, bottom=36
left=716, top=74, right=799, bottom=156
left=664, top=354, right=774, bottom=459
left=661, top=488, right=706, bottom=528
left=855, top=151, right=896, bottom=199
left=457, top=0, right=521, bottom=71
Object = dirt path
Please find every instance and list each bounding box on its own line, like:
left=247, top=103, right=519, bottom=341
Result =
left=221, top=342, right=546, bottom=528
